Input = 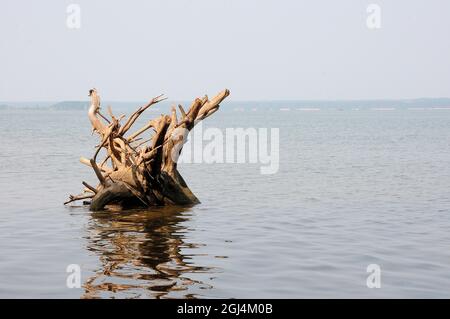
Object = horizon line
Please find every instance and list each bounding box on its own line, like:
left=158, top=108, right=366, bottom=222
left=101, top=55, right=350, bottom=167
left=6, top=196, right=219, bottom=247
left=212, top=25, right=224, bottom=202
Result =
left=2, top=97, right=450, bottom=104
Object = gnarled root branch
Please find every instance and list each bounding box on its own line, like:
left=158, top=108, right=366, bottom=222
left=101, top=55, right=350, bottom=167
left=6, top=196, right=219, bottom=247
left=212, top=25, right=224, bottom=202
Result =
left=66, top=88, right=230, bottom=211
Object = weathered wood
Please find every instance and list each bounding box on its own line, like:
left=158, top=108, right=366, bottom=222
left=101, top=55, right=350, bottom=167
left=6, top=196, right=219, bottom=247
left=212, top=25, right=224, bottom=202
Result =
left=65, top=88, right=230, bottom=211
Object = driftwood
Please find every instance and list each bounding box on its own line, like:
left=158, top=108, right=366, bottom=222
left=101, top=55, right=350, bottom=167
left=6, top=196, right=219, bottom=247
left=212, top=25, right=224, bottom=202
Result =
left=65, top=88, right=230, bottom=211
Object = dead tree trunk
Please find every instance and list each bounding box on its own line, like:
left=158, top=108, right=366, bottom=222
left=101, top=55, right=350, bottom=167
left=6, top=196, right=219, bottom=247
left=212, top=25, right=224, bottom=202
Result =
left=65, top=88, right=230, bottom=211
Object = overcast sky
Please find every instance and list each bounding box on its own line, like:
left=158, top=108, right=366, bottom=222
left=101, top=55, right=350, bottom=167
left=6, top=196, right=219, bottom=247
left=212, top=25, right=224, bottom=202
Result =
left=1, top=0, right=449, bottom=101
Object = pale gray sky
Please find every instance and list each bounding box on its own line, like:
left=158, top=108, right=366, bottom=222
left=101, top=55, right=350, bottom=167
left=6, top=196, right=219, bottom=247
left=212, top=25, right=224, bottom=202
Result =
left=1, top=0, right=450, bottom=101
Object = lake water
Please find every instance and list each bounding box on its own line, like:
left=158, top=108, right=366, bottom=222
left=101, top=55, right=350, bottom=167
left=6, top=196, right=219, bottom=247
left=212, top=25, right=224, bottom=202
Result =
left=1, top=104, right=450, bottom=298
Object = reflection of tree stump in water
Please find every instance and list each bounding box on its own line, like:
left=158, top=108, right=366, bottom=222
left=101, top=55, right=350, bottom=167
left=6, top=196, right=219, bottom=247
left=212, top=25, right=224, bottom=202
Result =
left=82, top=206, right=213, bottom=299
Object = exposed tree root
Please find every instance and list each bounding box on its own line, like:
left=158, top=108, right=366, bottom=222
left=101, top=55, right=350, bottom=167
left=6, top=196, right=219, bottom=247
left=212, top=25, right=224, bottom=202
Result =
left=66, top=88, right=230, bottom=211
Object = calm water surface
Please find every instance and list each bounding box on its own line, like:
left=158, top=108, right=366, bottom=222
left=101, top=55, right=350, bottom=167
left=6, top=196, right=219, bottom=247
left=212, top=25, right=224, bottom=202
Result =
left=1, top=105, right=450, bottom=298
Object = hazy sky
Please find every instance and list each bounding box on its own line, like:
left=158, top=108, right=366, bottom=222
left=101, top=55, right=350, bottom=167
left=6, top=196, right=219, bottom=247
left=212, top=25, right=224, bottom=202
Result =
left=1, top=0, right=450, bottom=101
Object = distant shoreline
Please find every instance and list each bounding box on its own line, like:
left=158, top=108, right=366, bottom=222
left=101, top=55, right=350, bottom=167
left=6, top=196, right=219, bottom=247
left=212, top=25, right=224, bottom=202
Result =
left=1, top=98, right=450, bottom=111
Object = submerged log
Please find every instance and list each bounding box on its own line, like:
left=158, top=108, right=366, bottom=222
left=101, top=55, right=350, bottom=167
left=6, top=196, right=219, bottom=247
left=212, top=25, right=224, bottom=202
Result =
left=65, top=88, right=230, bottom=211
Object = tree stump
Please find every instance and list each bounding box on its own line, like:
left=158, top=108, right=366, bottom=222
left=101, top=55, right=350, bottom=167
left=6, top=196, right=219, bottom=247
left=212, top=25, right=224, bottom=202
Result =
left=65, top=88, right=230, bottom=211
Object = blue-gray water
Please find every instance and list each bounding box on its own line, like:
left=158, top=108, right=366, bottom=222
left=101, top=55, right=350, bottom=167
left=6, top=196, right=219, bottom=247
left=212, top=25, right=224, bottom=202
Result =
left=1, top=105, right=450, bottom=298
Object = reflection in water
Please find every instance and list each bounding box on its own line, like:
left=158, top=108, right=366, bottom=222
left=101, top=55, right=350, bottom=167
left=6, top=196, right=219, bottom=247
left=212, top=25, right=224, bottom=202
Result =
left=83, top=206, right=215, bottom=299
